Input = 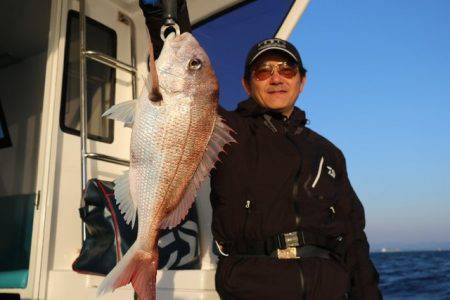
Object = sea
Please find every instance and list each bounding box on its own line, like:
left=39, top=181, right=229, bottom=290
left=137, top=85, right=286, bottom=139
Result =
left=371, top=250, right=450, bottom=299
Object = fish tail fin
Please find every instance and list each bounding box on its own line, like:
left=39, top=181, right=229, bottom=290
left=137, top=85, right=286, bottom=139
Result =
left=97, top=244, right=158, bottom=300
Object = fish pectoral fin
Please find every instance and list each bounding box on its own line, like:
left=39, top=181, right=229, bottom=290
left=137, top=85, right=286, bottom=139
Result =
left=160, top=116, right=236, bottom=229
left=102, top=100, right=137, bottom=127
left=114, top=170, right=137, bottom=228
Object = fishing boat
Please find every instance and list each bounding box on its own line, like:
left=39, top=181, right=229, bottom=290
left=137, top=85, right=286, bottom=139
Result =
left=0, top=0, right=309, bottom=298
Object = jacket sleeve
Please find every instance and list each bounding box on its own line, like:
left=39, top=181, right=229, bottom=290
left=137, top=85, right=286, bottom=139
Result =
left=337, top=152, right=382, bottom=300
left=139, top=0, right=192, bottom=59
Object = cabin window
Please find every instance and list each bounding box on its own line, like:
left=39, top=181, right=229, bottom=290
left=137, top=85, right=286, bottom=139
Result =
left=60, top=10, right=117, bottom=143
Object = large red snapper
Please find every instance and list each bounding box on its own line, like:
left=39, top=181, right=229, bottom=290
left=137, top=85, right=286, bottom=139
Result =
left=97, top=32, right=234, bottom=300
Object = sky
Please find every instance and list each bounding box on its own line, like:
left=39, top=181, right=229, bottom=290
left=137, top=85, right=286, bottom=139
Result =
left=289, top=0, right=450, bottom=250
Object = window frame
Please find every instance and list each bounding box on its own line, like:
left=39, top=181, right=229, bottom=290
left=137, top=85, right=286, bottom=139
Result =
left=0, top=98, right=12, bottom=149
left=59, top=10, right=117, bottom=144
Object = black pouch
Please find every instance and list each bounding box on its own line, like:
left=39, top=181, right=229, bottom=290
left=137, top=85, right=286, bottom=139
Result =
left=72, top=178, right=201, bottom=276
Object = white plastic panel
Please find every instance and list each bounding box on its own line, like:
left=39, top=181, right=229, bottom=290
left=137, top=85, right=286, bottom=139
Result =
left=47, top=270, right=219, bottom=300
left=36, top=0, right=138, bottom=299
left=49, top=0, right=134, bottom=272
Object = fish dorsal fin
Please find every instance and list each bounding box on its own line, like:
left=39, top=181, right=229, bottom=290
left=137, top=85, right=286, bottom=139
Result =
left=160, top=116, right=236, bottom=229
left=102, top=100, right=137, bottom=128
left=114, top=170, right=137, bottom=228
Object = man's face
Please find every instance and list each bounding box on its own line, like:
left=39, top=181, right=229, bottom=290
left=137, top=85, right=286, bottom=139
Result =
left=242, top=52, right=306, bottom=117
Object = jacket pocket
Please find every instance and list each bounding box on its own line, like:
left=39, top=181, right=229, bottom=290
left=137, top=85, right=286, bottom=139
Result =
left=243, top=199, right=263, bottom=240
left=309, top=156, right=338, bottom=201
left=302, top=156, right=339, bottom=227
left=303, top=258, right=351, bottom=299
left=216, top=256, right=246, bottom=294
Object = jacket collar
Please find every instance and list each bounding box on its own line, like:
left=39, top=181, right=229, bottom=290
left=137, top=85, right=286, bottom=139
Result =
left=235, top=98, right=307, bottom=127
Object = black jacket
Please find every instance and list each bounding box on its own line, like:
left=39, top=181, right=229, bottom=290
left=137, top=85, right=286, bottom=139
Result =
left=211, top=99, right=381, bottom=299
left=140, top=2, right=381, bottom=299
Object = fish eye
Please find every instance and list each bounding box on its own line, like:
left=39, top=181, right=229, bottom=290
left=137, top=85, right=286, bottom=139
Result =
left=188, top=58, right=202, bottom=70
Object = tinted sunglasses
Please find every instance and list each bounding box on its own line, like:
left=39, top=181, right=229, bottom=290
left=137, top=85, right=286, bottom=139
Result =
left=252, top=62, right=298, bottom=81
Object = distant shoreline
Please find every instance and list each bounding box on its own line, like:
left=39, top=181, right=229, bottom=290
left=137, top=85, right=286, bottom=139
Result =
left=370, top=249, right=450, bottom=253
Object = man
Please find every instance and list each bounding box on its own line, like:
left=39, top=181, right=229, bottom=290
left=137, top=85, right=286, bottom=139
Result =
left=141, top=1, right=381, bottom=299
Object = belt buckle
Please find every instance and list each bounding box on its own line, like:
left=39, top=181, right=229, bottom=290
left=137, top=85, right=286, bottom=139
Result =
left=283, top=231, right=299, bottom=248
left=277, top=247, right=299, bottom=259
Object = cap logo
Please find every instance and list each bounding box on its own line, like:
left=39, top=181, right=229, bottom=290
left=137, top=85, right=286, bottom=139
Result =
left=257, top=39, right=287, bottom=51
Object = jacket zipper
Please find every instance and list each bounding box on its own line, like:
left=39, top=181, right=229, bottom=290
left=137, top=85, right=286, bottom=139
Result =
left=284, top=118, right=304, bottom=227
left=299, top=266, right=306, bottom=299
left=243, top=199, right=251, bottom=238
left=329, top=205, right=336, bottom=224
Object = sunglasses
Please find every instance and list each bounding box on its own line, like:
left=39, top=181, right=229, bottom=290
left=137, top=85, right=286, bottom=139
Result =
left=252, top=62, right=299, bottom=81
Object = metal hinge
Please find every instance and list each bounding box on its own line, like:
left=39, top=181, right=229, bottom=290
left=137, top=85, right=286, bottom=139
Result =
left=35, top=190, right=41, bottom=210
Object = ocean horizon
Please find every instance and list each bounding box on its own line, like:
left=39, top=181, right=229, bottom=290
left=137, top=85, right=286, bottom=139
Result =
left=371, top=248, right=450, bottom=253
left=371, top=250, right=450, bottom=299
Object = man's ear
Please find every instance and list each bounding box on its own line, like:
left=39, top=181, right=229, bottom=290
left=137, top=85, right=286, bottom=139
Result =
left=242, top=78, right=251, bottom=96
left=298, top=75, right=307, bottom=93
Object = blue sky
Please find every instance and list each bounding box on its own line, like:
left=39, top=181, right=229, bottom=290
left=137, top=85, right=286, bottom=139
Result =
left=289, top=0, right=450, bottom=250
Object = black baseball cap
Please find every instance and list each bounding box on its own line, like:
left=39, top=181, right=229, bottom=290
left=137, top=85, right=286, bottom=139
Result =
left=244, top=38, right=306, bottom=79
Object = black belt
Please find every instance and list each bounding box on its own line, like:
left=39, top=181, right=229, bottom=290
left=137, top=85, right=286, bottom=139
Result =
left=217, top=230, right=334, bottom=260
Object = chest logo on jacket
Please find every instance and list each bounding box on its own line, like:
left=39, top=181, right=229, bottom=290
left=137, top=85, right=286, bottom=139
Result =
left=327, top=166, right=336, bottom=178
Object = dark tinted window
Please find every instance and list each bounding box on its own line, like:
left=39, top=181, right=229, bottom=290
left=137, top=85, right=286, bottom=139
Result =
left=60, top=10, right=117, bottom=143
